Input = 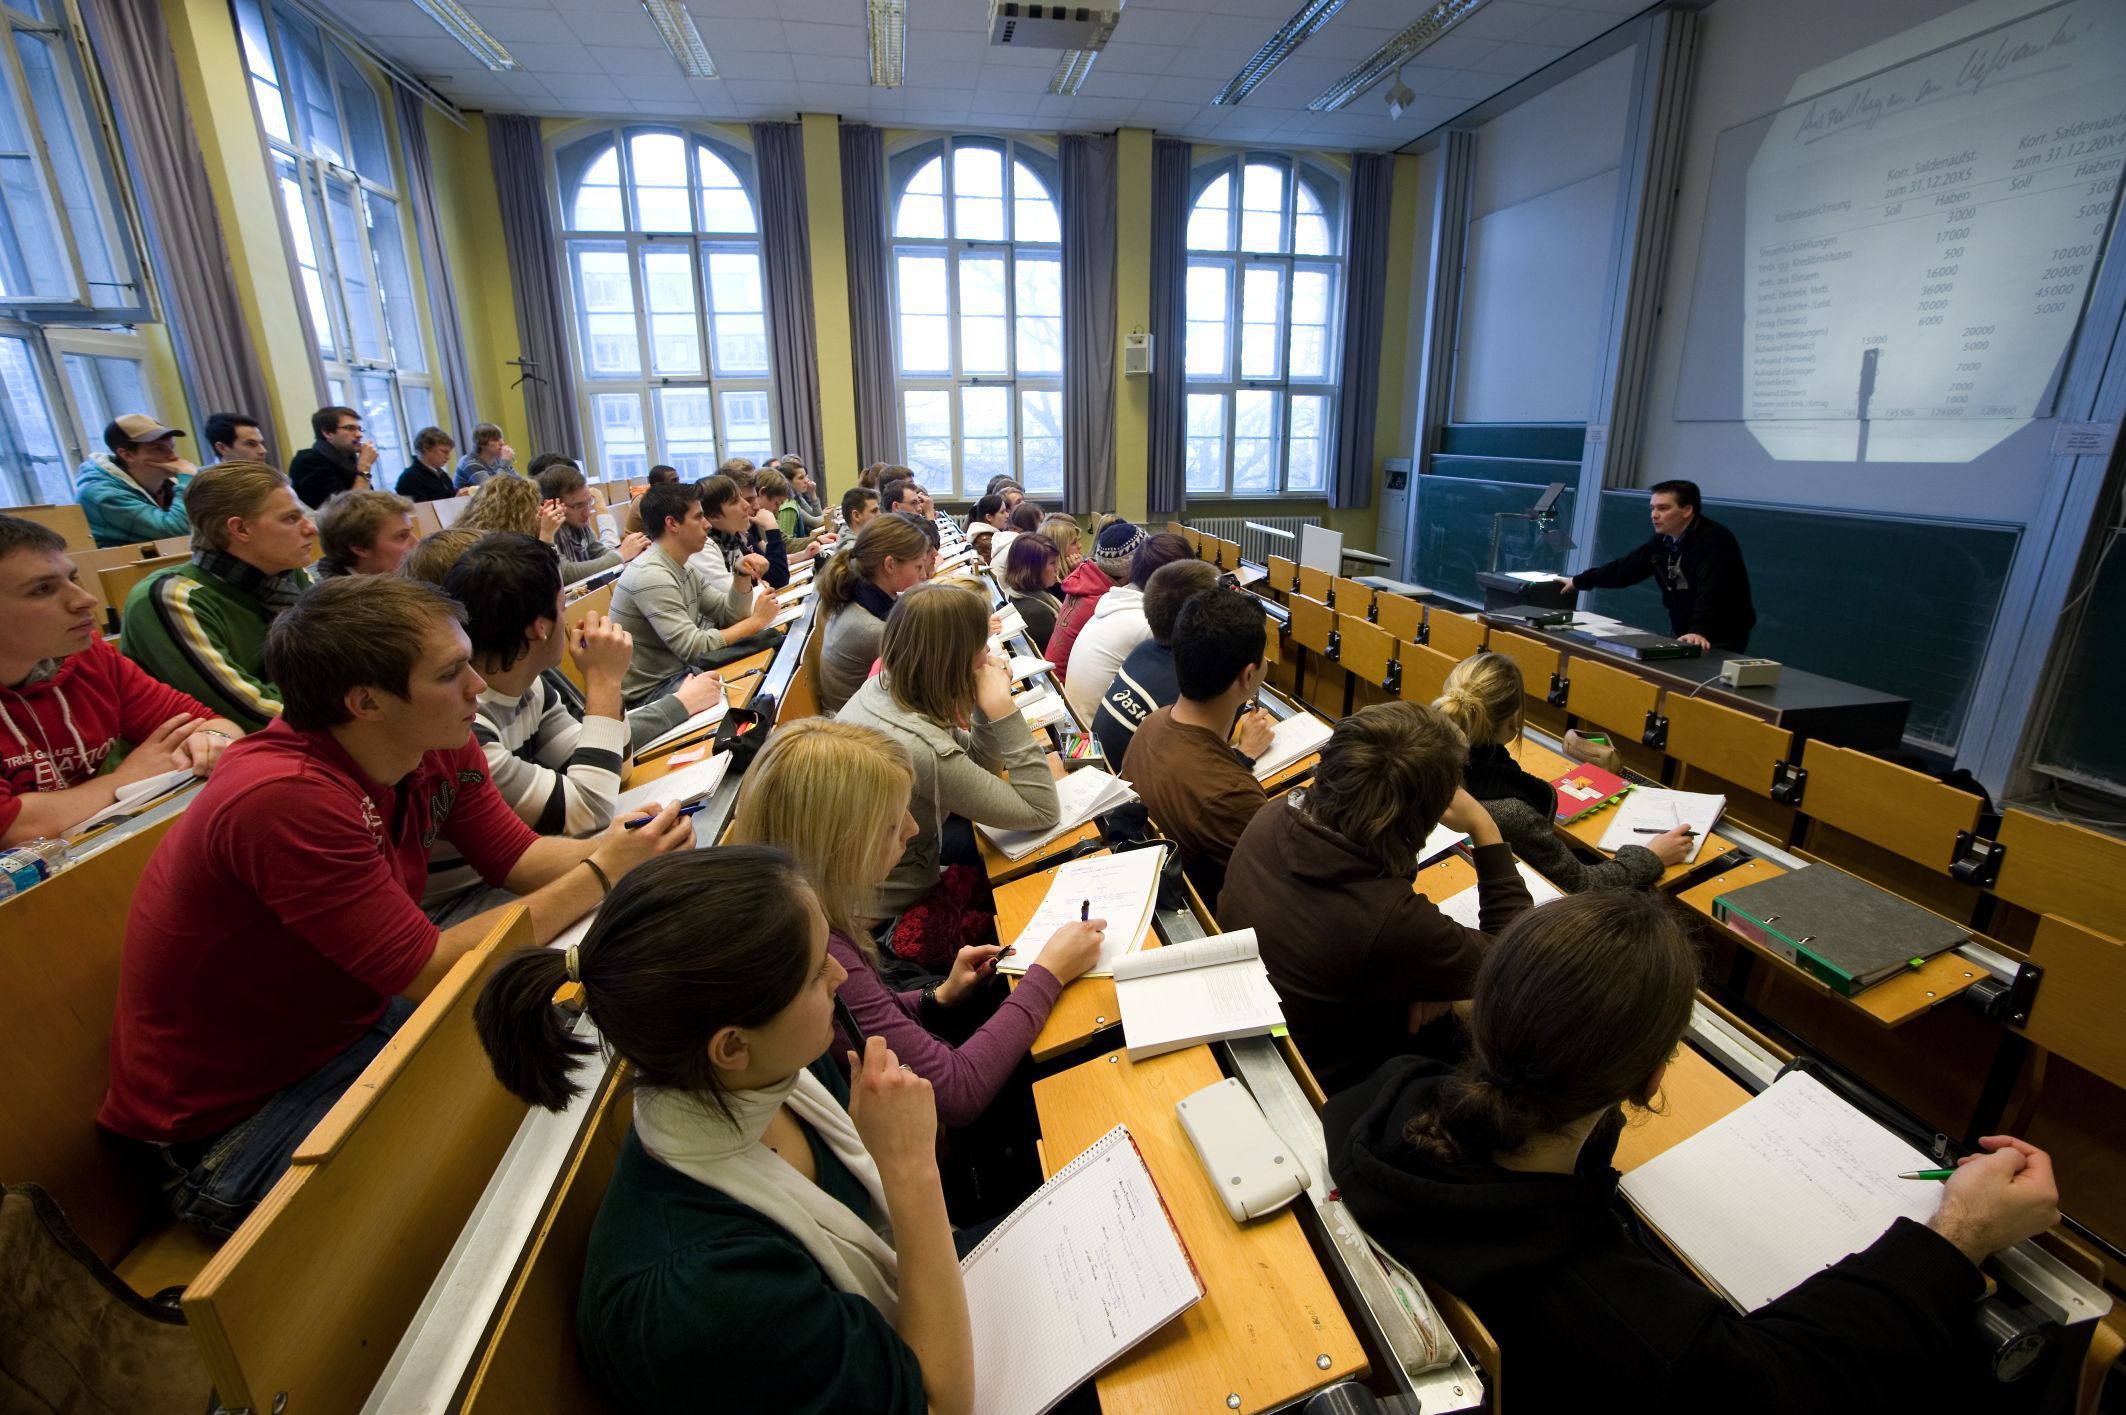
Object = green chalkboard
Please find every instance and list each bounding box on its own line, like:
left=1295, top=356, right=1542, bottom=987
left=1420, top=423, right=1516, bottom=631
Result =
left=1415, top=476, right=1578, bottom=604
left=1577, top=491, right=2018, bottom=752
left=2033, top=537, right=2126, bottom=793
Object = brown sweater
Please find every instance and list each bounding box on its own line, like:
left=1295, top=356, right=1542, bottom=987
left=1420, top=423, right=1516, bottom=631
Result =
left=1220, top=799, right=1533, bottom=1095
left=1127, top=707, right=1267, bottom=909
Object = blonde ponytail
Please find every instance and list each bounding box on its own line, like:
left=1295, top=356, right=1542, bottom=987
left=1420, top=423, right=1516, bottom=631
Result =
left=1433, top=652, right=1524, bottom=748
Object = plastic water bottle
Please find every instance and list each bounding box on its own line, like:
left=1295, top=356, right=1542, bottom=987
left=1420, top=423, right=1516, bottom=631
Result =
left=0, top=836, right=70, bottom=897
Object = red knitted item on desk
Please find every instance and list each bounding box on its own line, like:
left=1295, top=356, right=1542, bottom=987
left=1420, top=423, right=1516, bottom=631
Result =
left=888, top=864, right=996, bottom=969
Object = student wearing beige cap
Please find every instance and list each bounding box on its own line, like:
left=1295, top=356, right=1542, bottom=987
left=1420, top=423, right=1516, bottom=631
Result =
left=76, top=413, right=199, bottom=548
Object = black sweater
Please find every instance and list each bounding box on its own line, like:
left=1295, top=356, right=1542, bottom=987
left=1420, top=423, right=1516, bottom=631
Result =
left=1324, top=1056, right=1987, bottom=1415
left=1575, top=514, right=1755, bottom=649
left=395, top=461, right=455, bottom=503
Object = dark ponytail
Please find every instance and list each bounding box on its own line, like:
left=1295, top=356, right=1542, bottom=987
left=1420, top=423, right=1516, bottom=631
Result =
left=1405, top=890, right=1699, bottom=1165
left=474, top=846, right=817, bottom=1115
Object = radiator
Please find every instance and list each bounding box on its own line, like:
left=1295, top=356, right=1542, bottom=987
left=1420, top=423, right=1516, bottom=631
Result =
left=1190, top=515, right=1321, bottom=565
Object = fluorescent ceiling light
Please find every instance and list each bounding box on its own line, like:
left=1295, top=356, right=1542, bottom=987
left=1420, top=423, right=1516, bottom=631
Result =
left=409, top=0, right=516, bottom=71
left=869, top=0, right=906, bottom=87
left=641, top=0, right=716, bottom=79
left=1309, top=0, right=1489, bottom=111
left=1211, top=0, right=1347, bottom=106
left=1050, top=48, right=1098, bottom=95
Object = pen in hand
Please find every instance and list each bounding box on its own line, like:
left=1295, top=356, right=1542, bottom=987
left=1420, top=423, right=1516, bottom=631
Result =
left=624, top=801, right=707, bottom=829
left=1081, top=899, right=1090, bottom=922
left=1898, top=1168, right=1957, bottom=1181
left=1633, top=825, right=1695, bottom=835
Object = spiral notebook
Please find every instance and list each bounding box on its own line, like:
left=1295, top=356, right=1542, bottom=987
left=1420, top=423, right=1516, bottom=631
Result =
left=961, top=1125, right=1203, bottom=1415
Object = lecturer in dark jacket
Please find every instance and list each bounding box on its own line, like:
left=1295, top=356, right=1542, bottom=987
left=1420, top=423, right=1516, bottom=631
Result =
left=286, top=405, right=376, bottom=508
left=1564, top=479, right=1754, bottom=651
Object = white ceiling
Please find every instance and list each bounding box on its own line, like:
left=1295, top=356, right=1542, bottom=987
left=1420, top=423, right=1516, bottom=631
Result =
left=321, top=0, right=1655, bottom=149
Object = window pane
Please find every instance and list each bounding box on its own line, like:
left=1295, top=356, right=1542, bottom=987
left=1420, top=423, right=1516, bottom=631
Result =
left=641, top=247, right=700, bottom=375
left=1287, top=393, right=1328, bottom=493
left=1185, top=392, right=1225, bottom=493
left=1019, top=388, right=1063, bottom=497
left=958, top=251, right=1008, bottom=374
left=364, top=192, right=425, bottom=373
left=14, top=35, right=125, bottom=305
left=235, top=0, right=278, bottom=83
left=1240, top=161, right=1284, bottom=253
left=62, top=352, right=144, bottom=441
left=1239, top=265, right=1283, bottom=380
left=0, top=334, right=67, bottom=502
left=591, top=391, right=647, bottom=480
left=1289, top=265, right=1333, bottom=380
left=953, top=142, right=1004, bottom=240
left=896, top=253, right=949, bottom=374
left=562, top=139, right=624, bottom=232
left=1014, top=254, right=1062, bottom=375
left=1012, top=161, right=1059, bottom=244
left=276, top=161, right=334, bottom=356
left=323, top=177, right=384, bottom=360
left=704, top=249, right=767, bottom=374
left=1188, top=172, right=1231, bottom=251
left=401, top=381, right=436, bottom=440
left=629, top=130, right=691, bottom=232
left=1295, top=181, right=1332, bottom=256
left=1184, top=263, right=1229, bottom=380
left=570, top=241, right=640, bottom=377
left=274, top=6, right=343, bottom=163
left=902, top=388, right=952, bottom=482
left=894, top=155, right=945, bottom=239
left=721, top=389, right=773, bottom=462
left=61, top=353, right=106, bottom=432
left=696, top=146, right=756, bottom=233
left=0, top=53, right=72, bottom=300
left=356, top=370, right=403, bottom=475
left=1233, top=389, right=1278, bottom=492
left=655, top=385, right=717, bottom=478
left=329, top=45, right=392, bottom=186
left=960, top=385, right=1010, bottom=493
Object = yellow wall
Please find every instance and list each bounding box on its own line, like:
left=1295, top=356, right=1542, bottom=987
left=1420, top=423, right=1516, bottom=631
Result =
left=1112, top=128, right=1153, bottom=524
left=802, top=112, right=858, bottom=478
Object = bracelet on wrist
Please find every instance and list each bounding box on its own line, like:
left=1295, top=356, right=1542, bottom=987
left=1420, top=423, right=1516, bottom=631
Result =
left=581, top=855, right=613, bottom=896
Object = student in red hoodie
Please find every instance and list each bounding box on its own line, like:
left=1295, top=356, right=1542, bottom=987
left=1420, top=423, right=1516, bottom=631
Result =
left=0, top=514, right=242, bottom=844
left=1047, top=520, right=1142, bottom=679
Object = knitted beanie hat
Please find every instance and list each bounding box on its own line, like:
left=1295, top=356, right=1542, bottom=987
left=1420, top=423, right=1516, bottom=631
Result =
left=1094, top=521, right=1145, bottom=579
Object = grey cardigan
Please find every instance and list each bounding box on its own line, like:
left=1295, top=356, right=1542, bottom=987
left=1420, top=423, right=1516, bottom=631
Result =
left=609, top=543, right=754, bottom=704
left=835, top=672, right=1062, bottom=914
left=818, top=602, right=885, bottom=715
left=1479, top=793, right=1666, bottom=893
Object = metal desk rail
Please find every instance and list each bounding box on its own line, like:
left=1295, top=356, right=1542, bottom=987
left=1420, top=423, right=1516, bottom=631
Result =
left=1154, top=903, right=1486, bottom=1414
left=359, top=598, right=822, bottom=1413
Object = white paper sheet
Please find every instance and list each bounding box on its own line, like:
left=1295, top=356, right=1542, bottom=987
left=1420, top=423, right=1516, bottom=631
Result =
left=999, top=847, right=1163, bottom=975
left=1434, top=861, right=1565, bottom=929
left=1249, top=710, right=1333, bottom=781
left=1595, top=788, right=1726, bottom=862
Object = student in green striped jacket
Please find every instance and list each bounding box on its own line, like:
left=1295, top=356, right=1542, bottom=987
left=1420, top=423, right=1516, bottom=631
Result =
left=122, top=461, right=316, bottom=732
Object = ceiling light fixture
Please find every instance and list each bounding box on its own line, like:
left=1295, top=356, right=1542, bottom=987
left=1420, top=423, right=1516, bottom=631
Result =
left=1049, top=48, right=1098, bottom=95
left=409, top=0, right=516, bottom=71
left=1309, top=0, right=1489, bottom=112
left=1210, top=0, right=1347, bottom=106
left=869, top=0, right=906, bottom=87
left=642, top=0, right=717, bottom=79
left=1385, top=66, right=1414, bottom=119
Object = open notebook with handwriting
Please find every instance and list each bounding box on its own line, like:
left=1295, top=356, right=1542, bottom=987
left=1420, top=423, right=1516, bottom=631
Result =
left=961, top=1125, right=1202, bottom=1415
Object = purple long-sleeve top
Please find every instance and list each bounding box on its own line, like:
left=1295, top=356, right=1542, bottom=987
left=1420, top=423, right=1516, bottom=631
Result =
left=826, top=930, right=1064, bottom=1128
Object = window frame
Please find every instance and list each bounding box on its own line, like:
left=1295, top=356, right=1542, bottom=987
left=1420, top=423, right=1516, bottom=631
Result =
left=235, top=0, right=439, bottom=474
left=550, top=123, right=776, bottom=480
left=1182, top=151, right=1345, bottom=500
left=886, top=133, right=1064, bottom=501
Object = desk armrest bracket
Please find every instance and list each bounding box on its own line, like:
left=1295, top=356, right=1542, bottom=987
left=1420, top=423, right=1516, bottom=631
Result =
left=1950, top=831, right=2005, bottom=888
left=1546, top=671, right=1570, bottom=708
left=1641, top=709, right=1668, bottom=751
left=1769, top=760, right=1807, bottom=806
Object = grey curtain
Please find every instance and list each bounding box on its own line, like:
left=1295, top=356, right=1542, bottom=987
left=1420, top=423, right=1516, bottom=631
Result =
left=1144, top=138, right=1191, bottom=518
left=840, top=122, right=900, bottom=469
left=486, top=113, right=582, bottom=458
left=750, top=122, right=823, bottom=473
left=1331, top=152, right=1393, bottom=510
left=76, top=0, right=279, bottom=450
left=394, top=85, right=477, bottom=442
left=1060, top=133, right=1117, bottom=515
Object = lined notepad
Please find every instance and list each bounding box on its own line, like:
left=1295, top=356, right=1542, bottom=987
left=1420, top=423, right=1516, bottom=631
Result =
left=976, top=768, right=1137, bottom=861
left=633, top=701, right=730, bottom=756
left=998, top=848, right=1163, bottom=976
left=962, top=1125, right=1203, bottom=1415
left=1433, top=861, right=1564, bottom=928
left=1618, top=1072, right=1944, bottom=1312
left=1249, top=710, right=1334, bottom=781
left=614, top=752, right=731, bottom=817
left=1595, top=787, right=1725, bottom=862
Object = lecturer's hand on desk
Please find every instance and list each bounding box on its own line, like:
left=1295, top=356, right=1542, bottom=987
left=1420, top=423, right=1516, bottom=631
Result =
left=1679, top=633, right=1712, bottom=651
left=1557, top=576, right=1576, bottom=593
left=1929, top=1135, right=2060, bottom=1265
left=1439, top=787, right=1505, bottom=849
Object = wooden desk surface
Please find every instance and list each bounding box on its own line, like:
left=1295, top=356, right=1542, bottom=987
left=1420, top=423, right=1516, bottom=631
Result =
left=624, top=648, right=777, bottom=785
left=1676, top=858, right=1985, bottom=1026
left=978, top=753, right=1101, bottom=884
left=1614, top=1043, right=1752, bottom=1172
left=1033, top=1045, right=1367, bottom=1415
left=1507, top=737, right=1699, bottom=889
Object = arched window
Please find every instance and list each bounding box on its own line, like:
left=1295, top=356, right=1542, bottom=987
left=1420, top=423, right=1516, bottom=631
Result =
left=554, top=126, right=772, bottom=479
left=1184, top=154, right=1343, bottom=496
left=237, top=0, right=436, bottom=475
left=889, top=136, right=1062, bottom=498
